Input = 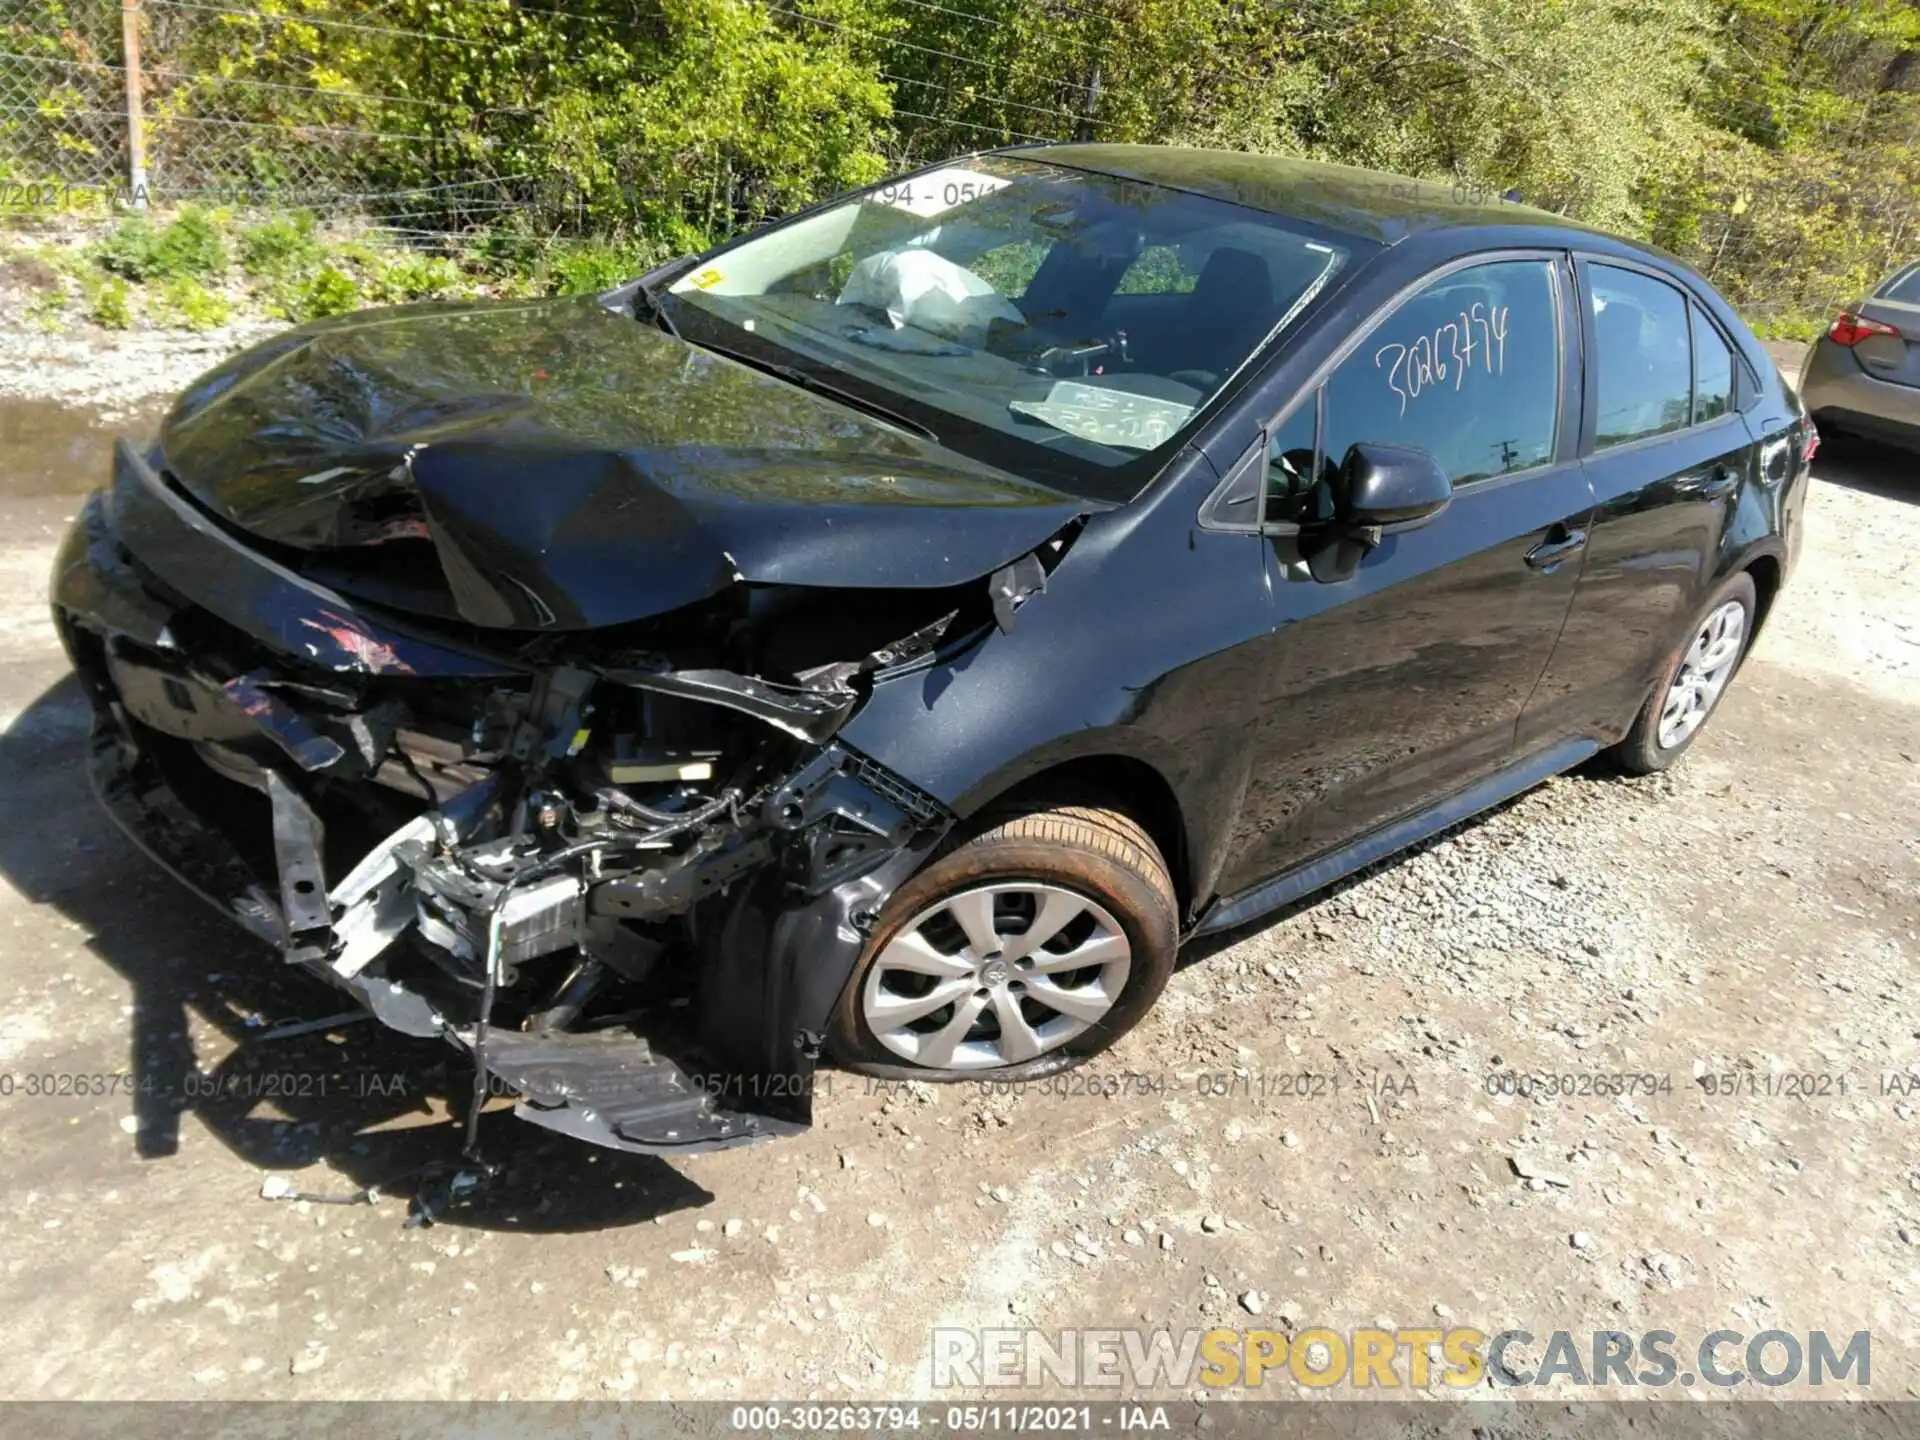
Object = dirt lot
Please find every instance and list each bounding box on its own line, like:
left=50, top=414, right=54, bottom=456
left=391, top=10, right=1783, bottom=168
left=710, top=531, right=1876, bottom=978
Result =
left=0, top=328, right=1913, bottom=1406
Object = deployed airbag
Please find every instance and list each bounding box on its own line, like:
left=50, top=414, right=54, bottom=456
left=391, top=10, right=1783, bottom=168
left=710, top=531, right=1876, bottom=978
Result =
left=837, top=248, right=1025, bottom=348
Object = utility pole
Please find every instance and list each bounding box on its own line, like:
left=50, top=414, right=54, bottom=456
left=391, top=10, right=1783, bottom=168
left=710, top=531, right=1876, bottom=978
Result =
left=121, top=0, right=149, bottom=208
left=1076, top=63, right=1102, bottom=143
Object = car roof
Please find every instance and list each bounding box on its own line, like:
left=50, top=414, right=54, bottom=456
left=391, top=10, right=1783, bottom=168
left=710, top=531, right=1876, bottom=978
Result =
left=1000, top=143, right=1589, bottom=246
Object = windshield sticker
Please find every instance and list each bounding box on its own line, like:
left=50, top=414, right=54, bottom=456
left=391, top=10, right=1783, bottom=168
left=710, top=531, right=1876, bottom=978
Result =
left=680, top=266, right=727, bottom=291
left=1374, top=302, right=1510, bottom=417
left=1010, top=381, right=1195, bottom=451
left=870, top=167, right=1011, bottom=219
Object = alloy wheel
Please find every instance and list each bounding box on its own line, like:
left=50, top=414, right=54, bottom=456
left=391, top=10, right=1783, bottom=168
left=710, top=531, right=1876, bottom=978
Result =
left=1657, top=599, right=1747, bottom=749
left=860, top=882, right=1133, bottom=1070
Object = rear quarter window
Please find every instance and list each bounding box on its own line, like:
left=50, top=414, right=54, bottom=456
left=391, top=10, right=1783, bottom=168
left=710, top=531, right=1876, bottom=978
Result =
left=1876, top=264, right=1920, bottom=304
left=1691, top=303, right=1735, bottom=424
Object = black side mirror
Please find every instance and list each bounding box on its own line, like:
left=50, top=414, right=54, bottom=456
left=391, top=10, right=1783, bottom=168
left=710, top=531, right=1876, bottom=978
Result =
left=1340, top=442, right=1452, bottom=528
left=1301, top=443, right=1452, bottom=584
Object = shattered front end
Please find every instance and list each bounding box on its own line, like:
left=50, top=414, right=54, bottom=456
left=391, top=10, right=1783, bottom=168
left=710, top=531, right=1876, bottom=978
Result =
left=53, top=440, right=963, bottom=1155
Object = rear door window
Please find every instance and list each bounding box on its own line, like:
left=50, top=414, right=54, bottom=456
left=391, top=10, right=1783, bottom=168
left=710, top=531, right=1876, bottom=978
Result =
left=1590, top=265, right=1693, bottom=448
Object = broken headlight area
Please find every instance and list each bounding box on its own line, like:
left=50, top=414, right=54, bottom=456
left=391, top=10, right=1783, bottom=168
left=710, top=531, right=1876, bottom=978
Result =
left=56, top=525, right=965, bottom=1157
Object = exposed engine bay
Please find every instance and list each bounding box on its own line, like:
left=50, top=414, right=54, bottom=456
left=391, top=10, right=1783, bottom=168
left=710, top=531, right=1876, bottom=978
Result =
left=54, top=436, right=1070, bottom=1158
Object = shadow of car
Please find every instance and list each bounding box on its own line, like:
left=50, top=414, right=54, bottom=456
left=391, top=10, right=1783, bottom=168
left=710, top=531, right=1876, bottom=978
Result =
left=1804, top=427, right=1919, bottom=505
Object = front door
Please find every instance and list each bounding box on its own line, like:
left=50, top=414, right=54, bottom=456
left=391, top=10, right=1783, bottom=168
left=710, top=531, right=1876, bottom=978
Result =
left=1216, top=253, right=1595, bottom=898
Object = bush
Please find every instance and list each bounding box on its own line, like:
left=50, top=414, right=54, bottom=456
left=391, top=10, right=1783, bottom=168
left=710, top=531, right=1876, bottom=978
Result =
left=371, top=251, right=464, bottom=303
left=157, top=207, right=227, bottom=278
left=90, top=276, right=133, bottom=329
left=542, top=240, right=652, bottom=296
left=467, top=226, right=547, bottom=278
left=91, top=216, right=163, bottom=280
left=152, top=276, right=233, bottom=331
left=237, top=212, right=324, bottom=279
left=93, top=207, right=227, bottom=282
left=1747, top=310, right=1826, bottom=344
left=286, top=264, right=360, bottom=321
left=331, top=240, right=383, bottom=273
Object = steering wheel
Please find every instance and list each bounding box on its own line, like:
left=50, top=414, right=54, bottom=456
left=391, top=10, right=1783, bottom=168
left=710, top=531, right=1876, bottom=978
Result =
left=1030, top=330, right=1132, bottom=378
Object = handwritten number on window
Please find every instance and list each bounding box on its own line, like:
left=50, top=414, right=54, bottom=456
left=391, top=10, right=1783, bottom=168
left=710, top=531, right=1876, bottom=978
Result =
left=1375, top=302, right=1509, bottom=417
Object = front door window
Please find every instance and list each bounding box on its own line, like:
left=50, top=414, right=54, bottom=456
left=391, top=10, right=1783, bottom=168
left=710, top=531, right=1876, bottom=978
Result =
left=1266, top=258, right=1562, bottom=524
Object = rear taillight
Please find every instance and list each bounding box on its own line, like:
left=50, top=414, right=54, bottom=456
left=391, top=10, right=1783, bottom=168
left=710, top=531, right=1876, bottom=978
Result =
left=1827, top=311, right=1900, bottom=346
left=1802, top=421, right=1820, bottom=465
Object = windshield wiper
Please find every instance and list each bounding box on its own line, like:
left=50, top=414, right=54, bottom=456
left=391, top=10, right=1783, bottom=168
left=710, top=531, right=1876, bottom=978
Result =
left=631, top=277, right=679, bottom=338
left=698, top=342, right=938, bottom=442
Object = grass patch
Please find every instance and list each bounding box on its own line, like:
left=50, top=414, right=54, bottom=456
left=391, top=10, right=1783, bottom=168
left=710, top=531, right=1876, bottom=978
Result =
left=369, top=250, right=466, bottom=303
left=540, top=239, right=653, bottom=296
left=151, top=275, right=234, bottom=331
left=25, top=287, right=69, bottom=332
left=22, top=204, right=702, bottom=336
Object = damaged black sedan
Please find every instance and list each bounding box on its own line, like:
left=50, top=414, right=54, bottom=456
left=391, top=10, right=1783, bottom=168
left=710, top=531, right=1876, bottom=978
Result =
left=53, top=145, right=1812, bottom=1157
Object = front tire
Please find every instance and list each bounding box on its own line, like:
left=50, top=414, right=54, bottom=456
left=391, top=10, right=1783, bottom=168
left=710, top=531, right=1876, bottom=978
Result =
left=1610, top=570, right=1757, bottom=775
left=828, top=804, right=1178, bottom=1080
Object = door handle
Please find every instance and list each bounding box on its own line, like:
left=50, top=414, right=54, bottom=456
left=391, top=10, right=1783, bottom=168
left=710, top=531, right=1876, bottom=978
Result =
left=1524, top=525, right=1588, bottom=572
left=1679, top=464, right=1738, bottom=500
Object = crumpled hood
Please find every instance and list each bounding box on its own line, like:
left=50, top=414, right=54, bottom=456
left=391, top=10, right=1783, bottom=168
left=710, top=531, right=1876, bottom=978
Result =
left=157, top=296, right=1088, bottom=629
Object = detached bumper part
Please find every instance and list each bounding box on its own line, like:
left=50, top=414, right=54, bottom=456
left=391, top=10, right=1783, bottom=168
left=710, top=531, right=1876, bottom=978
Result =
left=483, top=1029, right=807, bottom=1151
left=55, top=450, right=953, bottom=1157
left=83, top=714, right=450, bottom=1039
left=90, top=711, right=807, bottom=1152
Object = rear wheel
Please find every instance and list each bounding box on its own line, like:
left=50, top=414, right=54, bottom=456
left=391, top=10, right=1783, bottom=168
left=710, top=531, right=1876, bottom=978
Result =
left=828, top=803, right=1178, bottom=1079
left=1610, top=570, right=1756, bottom=775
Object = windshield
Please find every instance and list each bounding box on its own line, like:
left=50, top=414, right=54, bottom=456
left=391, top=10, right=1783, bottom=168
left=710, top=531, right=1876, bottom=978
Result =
left=659, top=156, right=1352, bottom=502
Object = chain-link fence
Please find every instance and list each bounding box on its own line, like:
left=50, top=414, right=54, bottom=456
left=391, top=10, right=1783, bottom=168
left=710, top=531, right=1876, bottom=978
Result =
left=0, top=0, right=1072, bottom=245
left=0, top=0, right=1114, bottom=330
left=0, top=0, right=1905, bottom=338
left=1, top=2, right=128, bottom=200
left=1, top=2, right=558, bottom=240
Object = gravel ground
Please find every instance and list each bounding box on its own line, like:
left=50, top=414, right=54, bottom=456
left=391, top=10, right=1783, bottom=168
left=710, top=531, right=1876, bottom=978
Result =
left=0, top=315, right=280, bottom=421
left=0, top=323, right=1913, bottom=1407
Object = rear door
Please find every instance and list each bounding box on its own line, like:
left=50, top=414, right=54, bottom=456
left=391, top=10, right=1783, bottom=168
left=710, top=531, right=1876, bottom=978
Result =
left=1519, top=257, right=1759, bottom=749
left=1214, top=251, right=1596, bottom=897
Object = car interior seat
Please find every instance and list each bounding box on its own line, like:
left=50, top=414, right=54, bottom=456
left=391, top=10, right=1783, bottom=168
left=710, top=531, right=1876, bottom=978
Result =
left=1595, top=297, right=1656, bottom=438
left=1164, top=247, right=1277, bottom=388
